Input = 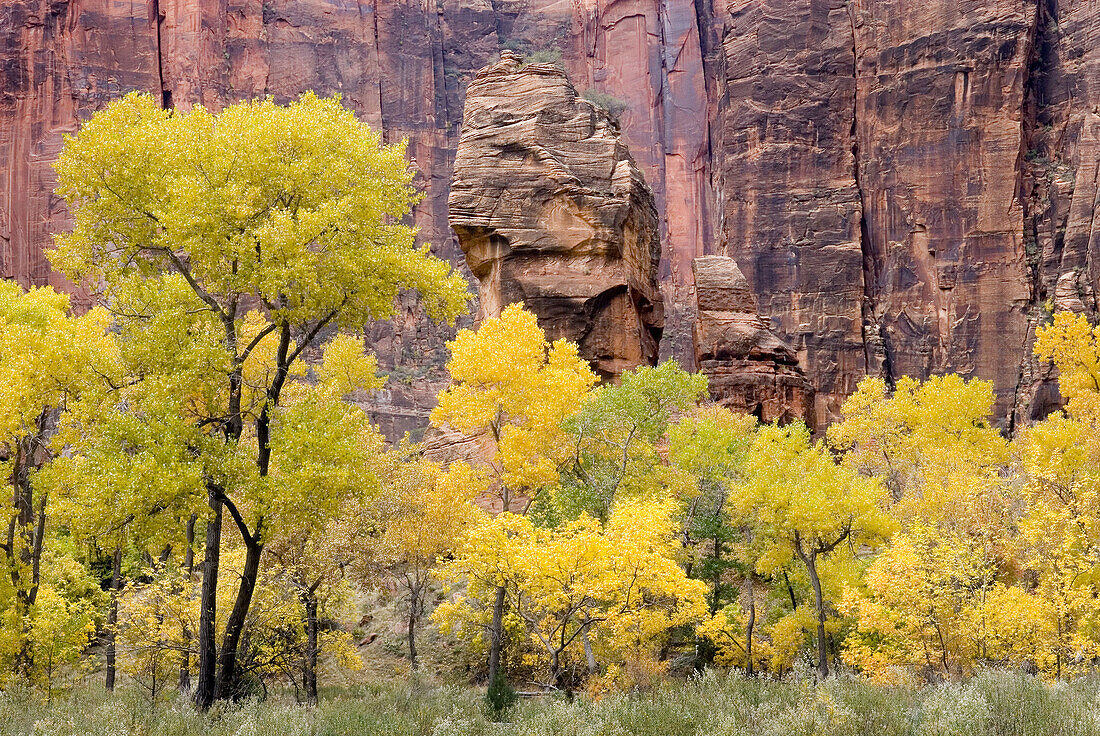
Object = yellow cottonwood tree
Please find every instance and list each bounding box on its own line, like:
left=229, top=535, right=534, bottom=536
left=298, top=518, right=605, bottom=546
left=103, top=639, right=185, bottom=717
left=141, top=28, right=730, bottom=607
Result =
left=734, top=421, right=890, bottom=680
left=51, top=91, right=468, bottom=707
left=828, top=374, right=1009, bottom=515
left=0, top=282, right=112, bottom=680
left=337, top=455, right=485, bottom=674
left=830, top=374, right=1018, bottom=681
left=435, top=498, right=706, bottom=690
left=1001, top=313, right=1100, bottom=677
left=1034, top=311, right=1100, bottom=421
left=430, top=303, right=597, bottom=686
left=1014, top=415, right=1100, bottom=678
left=842, top=524, right=1002, bottom=682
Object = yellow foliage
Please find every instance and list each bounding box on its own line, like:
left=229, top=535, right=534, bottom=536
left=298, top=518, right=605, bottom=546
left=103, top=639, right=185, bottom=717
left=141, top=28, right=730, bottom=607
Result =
left=1035, top=311, right=1100, bottom=421
left=432, top=304, right=598, bottom=499
left=734, top=422, right=892, bottom=575
left=435, top=498, right=707, bottom=684
left=829, top=374, right=1008, bottom=526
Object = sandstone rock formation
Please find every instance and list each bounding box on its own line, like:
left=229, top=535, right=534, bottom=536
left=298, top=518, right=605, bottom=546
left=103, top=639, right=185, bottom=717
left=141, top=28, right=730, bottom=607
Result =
left=448, top=52, right=663, bottom=379
left=693, top=256, right=814, bottom=425
left=8, top=0, right=1100, bottom=434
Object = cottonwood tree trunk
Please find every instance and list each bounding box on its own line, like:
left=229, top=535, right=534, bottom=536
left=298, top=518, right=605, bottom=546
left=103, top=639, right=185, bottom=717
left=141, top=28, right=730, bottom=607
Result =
left=193, top=492, right=222, bottom=710
left=745, top=575, right=756, bottom=677
left=6, top=421, right=50, bottom=677
left=486, top=585, right=506, bottom=686
left=214, top=535, right=262, bottom=699
left=582, top=628, right=598, bottom=676
left=711, top=534, right=723, bottom=615
left=407, top=584, right=421, bottom=672
left=105, top=545, right=122, bottom=691
left=804, top=552, right=828, bottom=680
left=179, top=514, right=196, bottom=693
left=303, top=596, right=318, bottom=705
left=211, top=327, right=286, bottom=701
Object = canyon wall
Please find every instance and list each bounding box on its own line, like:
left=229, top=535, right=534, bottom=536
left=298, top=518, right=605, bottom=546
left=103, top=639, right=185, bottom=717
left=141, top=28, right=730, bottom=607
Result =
left=3, top=0, right=1099, bottom=432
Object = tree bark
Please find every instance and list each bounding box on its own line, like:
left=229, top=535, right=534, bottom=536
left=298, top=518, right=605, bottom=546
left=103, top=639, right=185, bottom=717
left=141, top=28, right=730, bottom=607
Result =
left=105, top=545, right=122, bottom=691
left=486, top=584, right=506, bottom=685
left=214, top=535, right=262, bottom=700
left=745, top=575, right=755, bottom=677
left=550, top=649, right=562, bottom=689
left=303, top=595, right=318, bottom=705
left=179, top=514, right=196, bottom=693
left=407, top=586, right=419, bottom=671
left=193, top=493, right=222, bottom=710
left=804, top=552, right=829, bottom=680
left=582, top=627, right=598, bottom=676
left=711, top=534, right=722, bottom=615
left=7, top=429, right=49, bottom=677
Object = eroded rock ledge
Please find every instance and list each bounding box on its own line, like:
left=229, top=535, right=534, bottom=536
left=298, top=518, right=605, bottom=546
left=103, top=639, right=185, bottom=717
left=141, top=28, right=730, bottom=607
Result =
left=693, top=256, right=814, bottom=425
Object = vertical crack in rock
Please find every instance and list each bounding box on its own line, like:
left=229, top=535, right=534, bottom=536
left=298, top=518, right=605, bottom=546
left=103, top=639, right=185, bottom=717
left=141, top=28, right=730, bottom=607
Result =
left=716, top=1, right=865, bottom=428
left=850, top=0, right=1035, bottom=429
left=848, top=2, right=891, bottom=390
left=1009, top=0, right=1049, bottom=434
left=16, top=0, right=1100, bottom=438
left=151, top=0, right=171, bottom=109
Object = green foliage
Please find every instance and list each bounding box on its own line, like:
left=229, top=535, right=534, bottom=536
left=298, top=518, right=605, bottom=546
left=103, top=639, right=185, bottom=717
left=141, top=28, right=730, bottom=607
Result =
left=25, top=102, right=1100, bottom=711
left=580, top=89, right=630, bottom=121
left=42, top=90, right=469, bottom=704
left=523, top=48, right=564, bottom=67
left=557, top=361, right=707, bottom=523
left=485, top=667, right=517, bottom=714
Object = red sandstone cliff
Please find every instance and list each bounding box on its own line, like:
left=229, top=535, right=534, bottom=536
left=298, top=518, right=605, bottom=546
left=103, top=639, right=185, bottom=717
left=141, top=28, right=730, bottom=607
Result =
left=2, top=0, right=1097, bottom=432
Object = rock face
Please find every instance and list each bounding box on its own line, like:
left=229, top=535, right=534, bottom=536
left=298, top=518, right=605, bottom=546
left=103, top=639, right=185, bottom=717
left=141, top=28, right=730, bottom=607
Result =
left=693, top=256, right=814, bottom=424
left=8, top=0, right=1100, bottom=433
left=449, top=53, right=663, bottom=379
left=852, top=1, right=1035, bottom=427
left=713, top=0, right=865, bottom=427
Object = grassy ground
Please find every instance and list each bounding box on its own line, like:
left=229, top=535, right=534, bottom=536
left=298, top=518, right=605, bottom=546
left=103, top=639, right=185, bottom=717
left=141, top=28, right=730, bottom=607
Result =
left=4, top=670, right=1100, bottom=736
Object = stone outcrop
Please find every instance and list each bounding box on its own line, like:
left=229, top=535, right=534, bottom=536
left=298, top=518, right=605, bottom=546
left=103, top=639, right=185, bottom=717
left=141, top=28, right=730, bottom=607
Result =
left=448, top=52, right=663, bottom=379
left=9, top=0, right=1100, bottom=433
left=693, top=256, right=814, bottom=424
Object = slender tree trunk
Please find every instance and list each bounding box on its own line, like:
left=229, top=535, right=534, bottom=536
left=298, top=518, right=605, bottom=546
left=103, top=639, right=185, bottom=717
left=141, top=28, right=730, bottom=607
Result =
left=9, top=437, right=47, bottom=678
left=804, top=553, right=829, bottom=680
left=745, top=576, right=755, bottom=677
left=303, top=595, right=318, bottom=705
left=783, top=571, right=798, bottom=610
left=582, top=627, right=597, bottom=676
left=193, top=494, right=222, bottom=710
left=711, top=535, right=722, bottom=615
left=179, top=514, right=196, bottom=693
left=105, top=545, right=122, bottom=691
left=214, top=537, right=262, bottom=700
left=486, top=585, right=506, bottom=685
left=550, top=651, right=562, bottom=689
left=407, top=586, right=419, bottom=671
